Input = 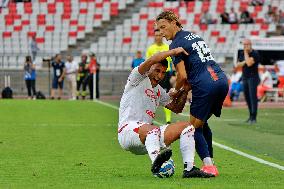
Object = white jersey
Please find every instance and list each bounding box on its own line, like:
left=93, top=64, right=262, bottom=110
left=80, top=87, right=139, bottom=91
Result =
left=118, top=67, right=171, bottom=129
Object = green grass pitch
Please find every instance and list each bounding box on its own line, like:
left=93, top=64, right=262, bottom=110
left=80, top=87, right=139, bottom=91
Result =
left=0, top=100, right=283, bottom=188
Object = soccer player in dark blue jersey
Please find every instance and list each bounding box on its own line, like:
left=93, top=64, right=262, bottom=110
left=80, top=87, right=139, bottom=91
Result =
left=156, top=11, right=229, bottom=176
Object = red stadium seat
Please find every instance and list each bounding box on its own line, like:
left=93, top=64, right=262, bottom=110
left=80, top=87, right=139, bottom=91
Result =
left=77, top=26, right=85, bottom=31
left=230, top=24, right=239, bottom=31
left=211, top=30, right=220, bottom=37
left=80, top=9, right=88, bottom=14
left=94, top=14, right=102, bottom=19
left=14, top=26, right=22, bottom=32
left=70, top=20, right=78, bottom=25
left=200, top=24, right=208, bottom=31
left=131, top=26, right=139, bottom=32
left=261, top=24, right=269, bottom=30
left=217, top=37, right=226, bottom=43
left=27, top=32, right=36, bottom=37
left=22, top=20, right=30, bottom=25
left=36, top=38, right=45, bottom=43
left=250, top=30, right=259, bottom=36
left=140, top=14, right=148, bottom=19
left=48, top=4, right=56, bottom=14
left=254, top=6, right=262, bottom=12
left=46, top=26, right=55, bottom=32
left=3, top=32, right=12, bottom=38
left=123, top=37, right=131, bottom=43
left=69, top=31, right=77, bottom=37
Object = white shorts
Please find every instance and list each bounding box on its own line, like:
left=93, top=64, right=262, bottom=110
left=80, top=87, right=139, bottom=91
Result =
left=117, top=121, right=168, bottom=155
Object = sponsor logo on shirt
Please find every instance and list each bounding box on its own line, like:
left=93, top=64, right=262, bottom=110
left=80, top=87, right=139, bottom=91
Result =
left=146, top=110, right=155, bottom=119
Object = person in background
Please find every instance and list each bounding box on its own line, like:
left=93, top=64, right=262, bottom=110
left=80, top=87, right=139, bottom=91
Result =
left=237, top=39, right=260, bottom=124
left=220, top=9, right=229, bottom=24
left=257, top=66, right=273, bottom=102
left=228, top=7, right=238, bottom=24
left=50, top=54, right=66, bottom=100
left=146, top=29, right=174, bottom=124
left=24, top=55, right=36, bottom=99
left=131, top=51, right=145, bottom=69
left=65, top=55, right=78, bottom=100
left=77, top=54, right=89, bottom=99
left=29, top=36, right=40, bottom=62
left=240, top=7, right=254, bottom=24
left=87, top=52, right=100, bottom=99
left=229, top=67, right=243, bottom=101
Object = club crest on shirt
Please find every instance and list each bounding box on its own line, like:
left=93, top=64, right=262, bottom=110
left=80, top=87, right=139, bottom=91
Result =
left=145, top=89, right=160, bottom=106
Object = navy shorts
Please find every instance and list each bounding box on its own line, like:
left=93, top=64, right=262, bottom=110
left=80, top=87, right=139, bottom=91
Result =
left=52, top=78, right=64, bottom=89
left=190, top=78, right=229, bottom=122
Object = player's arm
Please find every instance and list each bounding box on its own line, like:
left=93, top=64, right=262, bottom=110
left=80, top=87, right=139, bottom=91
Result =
left=170, top=60, right=188, bottom=99
left=166, top=82, right=191, bottom=114
left=138, top=47, right=188, bottom=75
left=244, top=51, right=255, bottom=67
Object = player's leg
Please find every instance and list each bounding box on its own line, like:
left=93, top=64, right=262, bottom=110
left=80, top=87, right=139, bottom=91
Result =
left=190, top=114, right=218, bottom=176
left=138, top=124, right=172, bottom=174
left=248, top=78, right=259, bottom=123
left=50, top=78, right=57, bottom=99
left=243, top=79, right=252, bottom=122
left=58, top=81, right=63, bottom=99
left=160, top=122, right=214, bottom=178
left=203, top=122, right=213, bottom=158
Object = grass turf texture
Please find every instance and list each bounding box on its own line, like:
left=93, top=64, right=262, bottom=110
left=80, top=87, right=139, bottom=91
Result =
left=0, top=100, right=283, bottom=188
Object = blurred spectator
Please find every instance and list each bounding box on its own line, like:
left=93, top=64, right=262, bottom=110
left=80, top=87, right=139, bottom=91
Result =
left=276, top=10, right=284, bottom=24
left=65, top=55, right=78, bottom=100
left=87, top=52, right=100, bottom=99
left=24, top=55, right=36, bottom=99
left=257, top=66, right=273, bottom=102
left=228, top=7, right=238, bottom=24
left=276, top=60, right=284, bottom=95
left=200, top=9, right=215, bottom=24
left=220, top=10, right=229, bottom=24
left=229, top=67, right=243, bottom=101
left=237, top=39, right=260, bottom=124
left=0, top=0, right=9, bottom=7
left=265, top=5, right=277, bottom=24
left=50, top=54, right=66, bottom=100
left=29, top=36, right=40, bottom=62
left=76, top=54, right=89, bottom=100
left=250, top=0, right=264, bottom=6
left=131, top=51, right=145, bottom=69
left=240, top=8, right=254, bottom=24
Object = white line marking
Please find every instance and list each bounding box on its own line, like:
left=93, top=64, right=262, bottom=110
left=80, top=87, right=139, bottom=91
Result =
left=97, top=100, right=284, bottom=171
left=213, top=142, right=284, bottom=171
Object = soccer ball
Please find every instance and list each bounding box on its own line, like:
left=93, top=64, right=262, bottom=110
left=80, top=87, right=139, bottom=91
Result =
left=155, top=158, right=175, bottom=178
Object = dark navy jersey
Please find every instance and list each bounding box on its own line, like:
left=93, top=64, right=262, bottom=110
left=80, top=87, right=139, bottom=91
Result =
left=51, top=61, right=65, bottom=78
left=238, top=50, right=260, bottom=79
left=170, top=30, right=226, bottom=93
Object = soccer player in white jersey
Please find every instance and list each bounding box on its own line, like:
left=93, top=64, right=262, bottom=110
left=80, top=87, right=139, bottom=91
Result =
left=118, top=47, right=214, bottom=178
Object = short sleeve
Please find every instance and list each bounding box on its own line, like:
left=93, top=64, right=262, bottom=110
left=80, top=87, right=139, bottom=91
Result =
left=127, top=67, right=147, bottom=86
left=159, top=87, right=171, bottom=107
left=170, top=41, right=184, bottom=66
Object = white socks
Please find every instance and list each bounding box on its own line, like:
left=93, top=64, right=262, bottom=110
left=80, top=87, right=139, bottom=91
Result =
left=203, top=157, right=214, bottom=166
left=180, top=125, right=195, bottom=171
left=145, top=127, right=161, bottom=163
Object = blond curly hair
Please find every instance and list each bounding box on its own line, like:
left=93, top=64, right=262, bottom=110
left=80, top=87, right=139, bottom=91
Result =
left=156, top=11, right=182, bottom=28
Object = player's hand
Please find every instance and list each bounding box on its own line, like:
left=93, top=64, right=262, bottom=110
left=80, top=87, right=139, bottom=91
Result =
left=58, top=78, right=62, bottom=82
left=173, top=47, right=189, bottom=56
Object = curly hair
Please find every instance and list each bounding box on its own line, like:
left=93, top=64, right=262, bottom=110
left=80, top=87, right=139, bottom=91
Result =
left=156, top=11, right=182, bottom=28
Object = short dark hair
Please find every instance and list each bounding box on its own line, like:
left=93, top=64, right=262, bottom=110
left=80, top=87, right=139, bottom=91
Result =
left=159, top=59, right=168, bottom=68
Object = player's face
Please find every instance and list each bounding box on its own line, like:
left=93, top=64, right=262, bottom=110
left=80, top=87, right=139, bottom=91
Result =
left=156, top=19, right=175, bottom=40
left=148, top=63, right=167, bottom=87
left=154, top=31, right=163, bottom=44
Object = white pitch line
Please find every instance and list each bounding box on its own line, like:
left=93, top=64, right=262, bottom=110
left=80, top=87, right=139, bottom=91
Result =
left=213, top=142, right=284, bottom=171
left=96, top=100, right=284, bottom=171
